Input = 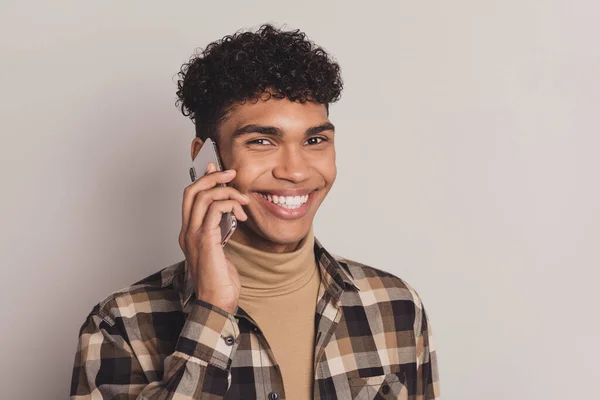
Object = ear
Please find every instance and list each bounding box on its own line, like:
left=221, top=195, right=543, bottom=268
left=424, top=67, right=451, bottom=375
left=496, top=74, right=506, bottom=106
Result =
left=191, top=137, right=205, bottom=161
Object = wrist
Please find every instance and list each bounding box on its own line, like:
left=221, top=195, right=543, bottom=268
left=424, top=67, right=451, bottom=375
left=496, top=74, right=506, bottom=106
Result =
left=197, top=294, right=238, bottom=315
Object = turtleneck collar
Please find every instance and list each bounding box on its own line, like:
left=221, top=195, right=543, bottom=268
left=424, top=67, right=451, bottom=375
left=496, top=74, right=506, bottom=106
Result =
left=223, top=225, right=317, bottom=298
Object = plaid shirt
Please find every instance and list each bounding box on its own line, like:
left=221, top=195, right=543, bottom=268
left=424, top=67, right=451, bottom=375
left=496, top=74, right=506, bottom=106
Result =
left=70, top=239, right=440, bottom=399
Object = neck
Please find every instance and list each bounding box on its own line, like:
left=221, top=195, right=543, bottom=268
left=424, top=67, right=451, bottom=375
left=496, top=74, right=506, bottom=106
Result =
left=229, top=224, right=304, bottom=253
left=224, top=224, right=317, bottom=296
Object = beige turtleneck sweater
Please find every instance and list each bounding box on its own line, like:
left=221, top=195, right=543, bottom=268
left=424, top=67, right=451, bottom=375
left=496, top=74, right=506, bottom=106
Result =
left=223, top=226, right=321, bottom=400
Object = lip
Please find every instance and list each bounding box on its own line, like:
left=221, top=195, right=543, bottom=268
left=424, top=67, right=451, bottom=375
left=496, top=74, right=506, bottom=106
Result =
left=252, top=190, right=315, bottom=220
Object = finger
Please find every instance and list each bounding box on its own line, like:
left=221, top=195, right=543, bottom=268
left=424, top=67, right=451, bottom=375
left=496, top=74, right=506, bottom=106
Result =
left=181, top=170, right=237, bottom=238
left=195, top=169, right=236, bottom=190
left=201, top=200, right=248, bottom=234
left=188, top=200, right=243, bottom=253
left=188, top=188, right=249, bottom=232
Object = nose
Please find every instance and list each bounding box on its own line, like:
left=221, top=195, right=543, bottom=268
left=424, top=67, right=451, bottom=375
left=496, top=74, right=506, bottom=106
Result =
left=272, top=146, right=311, bottom=183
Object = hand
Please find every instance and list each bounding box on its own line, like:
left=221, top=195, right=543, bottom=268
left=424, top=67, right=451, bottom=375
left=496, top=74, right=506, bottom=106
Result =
left=178, top=162, right=249, bottom=314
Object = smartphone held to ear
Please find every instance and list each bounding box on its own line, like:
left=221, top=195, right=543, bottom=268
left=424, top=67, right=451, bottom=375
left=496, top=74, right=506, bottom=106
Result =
left=189, top=138, right=237, bottom=246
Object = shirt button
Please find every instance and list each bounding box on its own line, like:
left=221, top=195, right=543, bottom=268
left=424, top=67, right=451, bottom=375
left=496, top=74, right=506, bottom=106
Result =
left=224, top=336, right=235, bottom=346
left=381, top=383, right=390, bottom=395
left=268, top=392, right=279, bottom=400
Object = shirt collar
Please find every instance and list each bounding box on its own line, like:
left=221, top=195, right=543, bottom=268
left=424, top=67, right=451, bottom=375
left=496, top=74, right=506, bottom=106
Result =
left=179, top=236, right=359, bottom=310
left=313, top=237, right=360, bottom=298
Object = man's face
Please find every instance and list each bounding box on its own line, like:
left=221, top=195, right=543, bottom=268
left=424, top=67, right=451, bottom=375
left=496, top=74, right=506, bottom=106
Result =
left=192, top=97, right=336, bottom=252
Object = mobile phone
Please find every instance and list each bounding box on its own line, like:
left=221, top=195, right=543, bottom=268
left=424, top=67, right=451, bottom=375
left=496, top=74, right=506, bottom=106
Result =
left=189, top=138, right=237, bottom=246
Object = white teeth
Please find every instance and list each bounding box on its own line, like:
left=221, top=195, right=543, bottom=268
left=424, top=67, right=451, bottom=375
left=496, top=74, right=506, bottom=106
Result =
left=259, top=192, right=310, bottom=209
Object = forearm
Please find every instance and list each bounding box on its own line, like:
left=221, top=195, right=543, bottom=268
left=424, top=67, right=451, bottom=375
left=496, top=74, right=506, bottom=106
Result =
left=71, top=300, right=239, bottom=399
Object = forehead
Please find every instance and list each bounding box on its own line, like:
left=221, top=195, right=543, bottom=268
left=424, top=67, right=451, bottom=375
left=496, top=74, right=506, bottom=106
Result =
left=220, top=98, right=329, bottom=136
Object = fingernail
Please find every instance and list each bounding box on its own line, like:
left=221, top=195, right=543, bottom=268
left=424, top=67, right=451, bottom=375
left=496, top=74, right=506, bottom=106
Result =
left=224, top=169, right=235, bottom=175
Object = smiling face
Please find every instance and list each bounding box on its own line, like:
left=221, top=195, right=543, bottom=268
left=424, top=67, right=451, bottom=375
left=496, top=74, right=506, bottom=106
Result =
left=191, top=97, right=337, bottom=253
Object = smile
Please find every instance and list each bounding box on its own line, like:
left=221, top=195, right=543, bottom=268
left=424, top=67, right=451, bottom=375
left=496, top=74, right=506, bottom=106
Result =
left=257, top=193, right=309, bottom=209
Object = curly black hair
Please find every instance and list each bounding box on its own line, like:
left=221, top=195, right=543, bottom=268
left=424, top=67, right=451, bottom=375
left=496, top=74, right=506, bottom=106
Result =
left=175, top=23, right=343, bottom=140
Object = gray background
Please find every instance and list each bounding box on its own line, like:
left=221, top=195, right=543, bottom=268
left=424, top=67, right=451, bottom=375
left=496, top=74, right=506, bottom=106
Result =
left=1, top=1, right=599, bottom=399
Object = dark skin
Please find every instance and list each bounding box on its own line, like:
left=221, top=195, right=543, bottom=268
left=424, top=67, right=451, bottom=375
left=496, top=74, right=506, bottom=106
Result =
left=179, top=97, right=337, bottom=313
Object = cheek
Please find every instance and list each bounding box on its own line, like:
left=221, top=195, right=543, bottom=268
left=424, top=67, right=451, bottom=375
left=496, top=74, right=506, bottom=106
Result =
left=230, top=159, right=269, bottom=191
left=317, top=152, right=337, bottom=185
left=330, top=162, right=337, bottom=182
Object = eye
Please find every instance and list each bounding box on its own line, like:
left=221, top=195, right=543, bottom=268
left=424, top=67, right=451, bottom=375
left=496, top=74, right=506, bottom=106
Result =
left=247, top=138, right=273, bottom=146
left=305, top=136, right=327, bottom=145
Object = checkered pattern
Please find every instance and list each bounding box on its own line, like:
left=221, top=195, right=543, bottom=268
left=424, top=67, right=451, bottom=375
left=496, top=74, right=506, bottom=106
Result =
left=71, top=239, right=440, bottom=399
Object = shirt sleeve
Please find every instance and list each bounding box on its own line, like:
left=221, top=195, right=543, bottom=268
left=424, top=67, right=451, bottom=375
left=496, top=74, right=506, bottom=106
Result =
left=417, top=304, right=440, bottom=400
left=70, top=299, right=239, bottom=399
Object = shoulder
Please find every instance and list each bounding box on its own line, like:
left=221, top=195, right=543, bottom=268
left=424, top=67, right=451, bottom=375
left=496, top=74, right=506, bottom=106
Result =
left=332, top=254, right=428, bottom=330
left=334, top=254, right=424, bottom=304
left=88, top=260, right=186, bottom=326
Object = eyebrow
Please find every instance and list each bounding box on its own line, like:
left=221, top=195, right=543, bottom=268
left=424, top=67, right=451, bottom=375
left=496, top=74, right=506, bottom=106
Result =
left=231, top=122, right=335, bottom=139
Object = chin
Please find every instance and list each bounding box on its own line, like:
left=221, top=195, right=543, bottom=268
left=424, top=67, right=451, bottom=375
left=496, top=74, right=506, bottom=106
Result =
left=244, top=219, right=312, bottom=247
left=267, top=230, right=308, bottom=246
left=268, top=223, right=312, bottom=244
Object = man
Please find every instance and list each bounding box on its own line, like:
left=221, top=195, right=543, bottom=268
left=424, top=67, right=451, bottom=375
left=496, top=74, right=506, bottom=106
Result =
left=70, top=24, right=440, bottom=399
